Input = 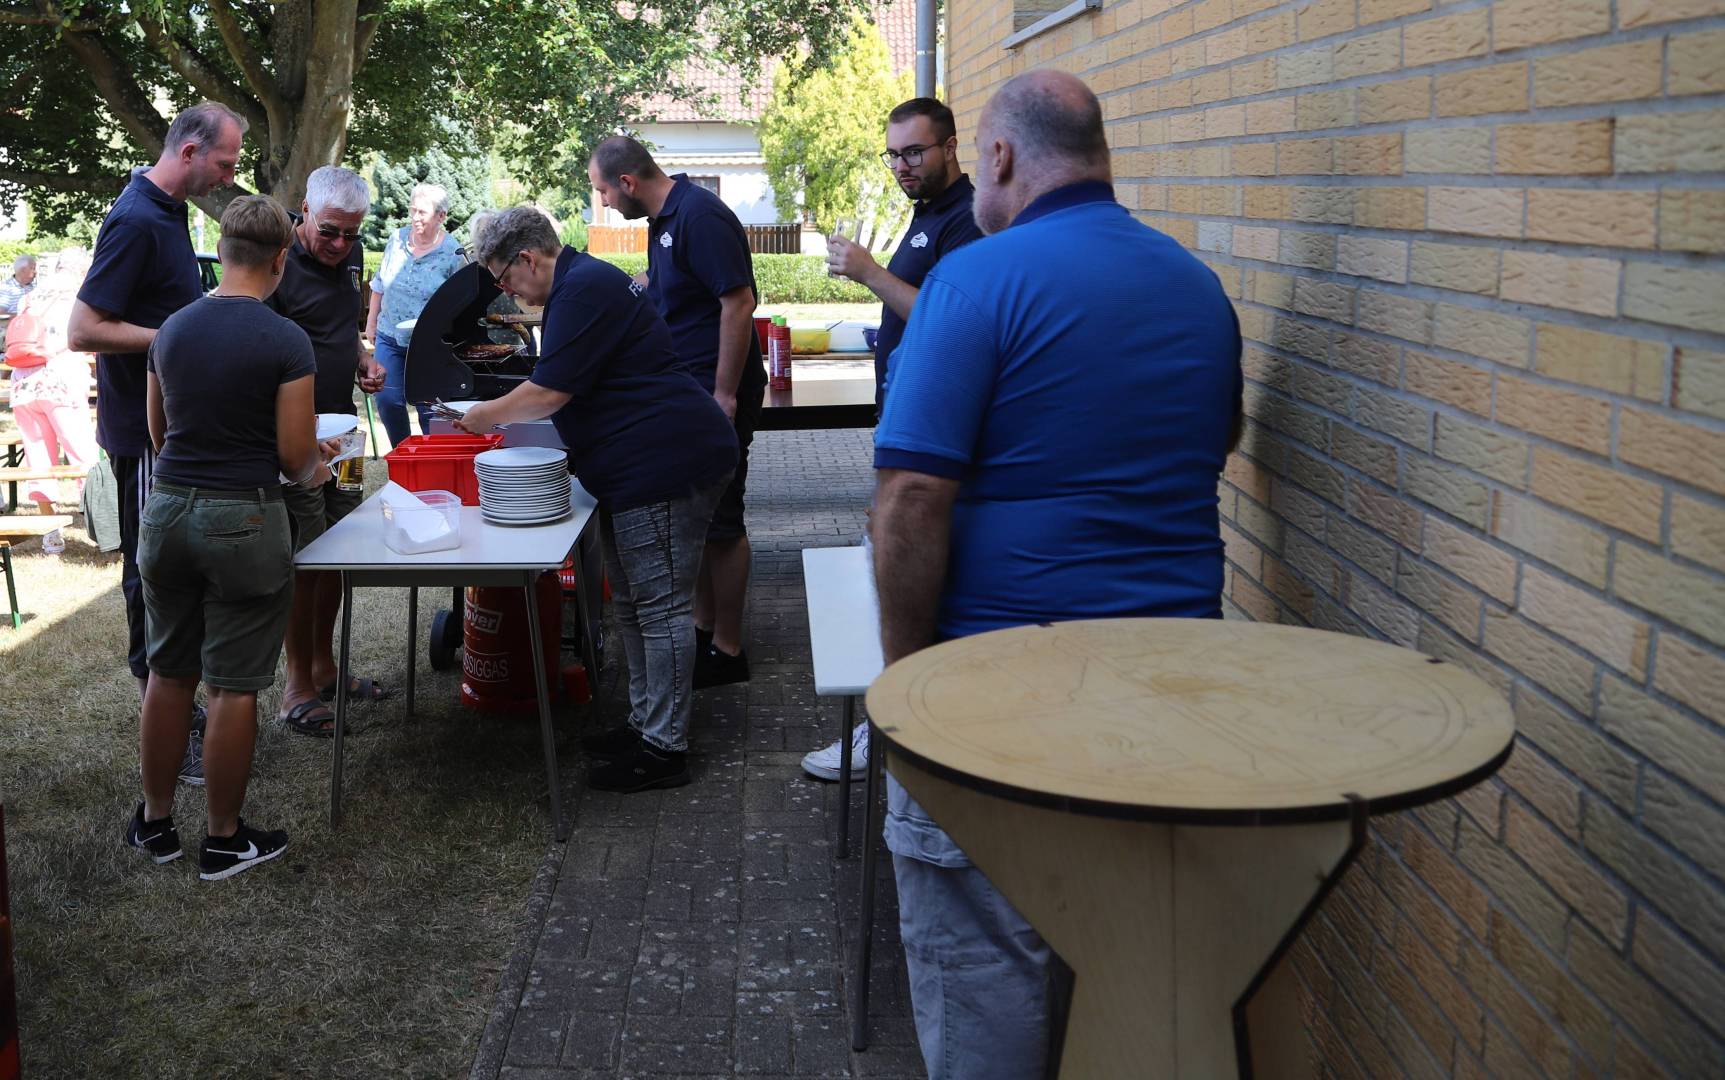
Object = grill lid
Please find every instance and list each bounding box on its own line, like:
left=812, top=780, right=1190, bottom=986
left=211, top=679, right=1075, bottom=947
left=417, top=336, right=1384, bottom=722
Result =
left=404, top=262, right=533, bottom=404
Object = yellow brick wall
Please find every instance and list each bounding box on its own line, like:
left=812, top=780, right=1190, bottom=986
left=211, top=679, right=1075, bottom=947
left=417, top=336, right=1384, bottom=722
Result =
left=947, top=0, right=1725, bottom=1073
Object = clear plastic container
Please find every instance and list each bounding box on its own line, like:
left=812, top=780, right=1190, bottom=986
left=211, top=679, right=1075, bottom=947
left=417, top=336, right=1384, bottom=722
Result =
left=382, top=488, right=461, bottom=554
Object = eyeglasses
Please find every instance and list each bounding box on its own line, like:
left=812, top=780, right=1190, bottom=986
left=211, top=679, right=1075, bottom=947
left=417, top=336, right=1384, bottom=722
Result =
left=490, top=251, right=528, bottom=292
left=880, top=142, right=948, bottom=168
left=310, top=214, right=362, bottom=243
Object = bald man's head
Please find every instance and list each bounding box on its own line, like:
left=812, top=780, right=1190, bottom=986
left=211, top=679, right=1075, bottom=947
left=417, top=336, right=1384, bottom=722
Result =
left=972, top=70, right=1111, bottom=234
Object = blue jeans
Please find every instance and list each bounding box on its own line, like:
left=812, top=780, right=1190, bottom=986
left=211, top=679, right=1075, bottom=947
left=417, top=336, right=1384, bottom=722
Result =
left=893, top=849, right=1056, bottom=1080
left=372, top=332, right=431, bottom=448
left=598, top=475, right=727, bottom=752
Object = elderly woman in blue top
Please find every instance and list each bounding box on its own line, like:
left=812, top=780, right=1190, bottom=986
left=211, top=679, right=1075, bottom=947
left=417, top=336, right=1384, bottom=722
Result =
left=364, top=182, right=465, bottom=446
left=455, top=207, right=738, bottom=793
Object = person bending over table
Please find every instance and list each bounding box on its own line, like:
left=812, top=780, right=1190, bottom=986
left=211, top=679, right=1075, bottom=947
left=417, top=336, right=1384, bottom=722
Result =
left=870, top=71, right=1242, bottom=1077
left=125, top=195, right=333, bottom=881
left=454, top=207, right=738, bottom=793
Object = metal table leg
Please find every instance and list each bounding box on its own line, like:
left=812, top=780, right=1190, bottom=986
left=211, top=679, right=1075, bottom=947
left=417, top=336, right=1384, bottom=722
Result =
left=406, top=586, right=418, bottom=718
left=836, top=696, right=854, bottom=859
left=571, top=528, right=601, bottom=723
left=525, top=572, right=569, bottom=841
left=852, top=719, right=884, bottom=1051
left=330, top=571, right=354, bottom=828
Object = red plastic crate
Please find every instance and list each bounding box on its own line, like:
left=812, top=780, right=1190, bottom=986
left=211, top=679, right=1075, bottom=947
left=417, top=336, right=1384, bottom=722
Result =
left=383, top=434, right=504, bottom=505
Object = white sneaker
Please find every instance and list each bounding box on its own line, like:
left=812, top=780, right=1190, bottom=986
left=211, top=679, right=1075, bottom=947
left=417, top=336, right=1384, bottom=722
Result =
left=801, top=723, right=869, bottom=782
left=41, top=528, right=64, bottom=555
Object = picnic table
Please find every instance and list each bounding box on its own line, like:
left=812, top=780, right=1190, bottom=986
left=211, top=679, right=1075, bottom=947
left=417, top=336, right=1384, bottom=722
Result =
left=867, top=618, right=1515, bottom=1077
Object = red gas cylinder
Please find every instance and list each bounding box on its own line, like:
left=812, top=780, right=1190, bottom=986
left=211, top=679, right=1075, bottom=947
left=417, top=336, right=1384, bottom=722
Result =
left=461, top=572, right=562, bottom=713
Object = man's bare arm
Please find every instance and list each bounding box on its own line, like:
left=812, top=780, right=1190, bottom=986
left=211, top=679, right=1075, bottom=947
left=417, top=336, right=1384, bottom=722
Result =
left=68, top=298, right=156, bottom=355
left=872, top=468, right=961, bottom=665
left=713, top=286, right=756, bottom=418
left=827, top=237, right=918, bottom=321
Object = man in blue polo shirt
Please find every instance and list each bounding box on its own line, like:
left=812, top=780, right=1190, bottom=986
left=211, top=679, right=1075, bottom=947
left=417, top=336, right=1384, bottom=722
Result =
left=588, top=137, right=766, bottom=691
left=807, top=96, right=984, bottom=785
left=871, top=71, right=1243, bottom=1079
left=455, top=207, right=737, bottom=792
left=69, top=101, right=247, bottom=786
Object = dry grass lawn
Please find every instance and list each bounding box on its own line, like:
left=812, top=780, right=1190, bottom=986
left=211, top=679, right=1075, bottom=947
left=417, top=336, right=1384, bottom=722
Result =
left=2, top=489, right=580, bottom=1077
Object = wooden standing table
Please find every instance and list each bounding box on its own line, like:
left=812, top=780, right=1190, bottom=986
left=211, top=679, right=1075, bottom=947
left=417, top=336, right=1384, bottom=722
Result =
left=866, top=619, right=1514, bottom=1078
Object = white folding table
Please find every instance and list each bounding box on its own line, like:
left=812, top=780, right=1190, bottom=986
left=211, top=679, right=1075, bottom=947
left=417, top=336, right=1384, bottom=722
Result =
left=294, top=477, right=600, bottom=841
left=799, top=545, right=886, bottom=1050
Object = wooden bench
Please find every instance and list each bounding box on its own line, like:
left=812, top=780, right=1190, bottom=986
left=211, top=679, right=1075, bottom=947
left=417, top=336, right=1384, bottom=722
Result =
left=1, top=514, right=74, bottom=628
left=0, top=465, right=87, bottom=512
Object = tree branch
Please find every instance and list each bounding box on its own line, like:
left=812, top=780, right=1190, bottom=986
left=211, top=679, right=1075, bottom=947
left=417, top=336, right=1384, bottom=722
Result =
left=43, top=0, right=170, bottom=157
left=351, top=0, right=383, bottom=78
left=206, top=0, right=288, bottom=119
left=0, top=6, right=94, bottom=27
left=0, top=169, right=127, bottom=196
left=136, top=18, right=270, bottom=136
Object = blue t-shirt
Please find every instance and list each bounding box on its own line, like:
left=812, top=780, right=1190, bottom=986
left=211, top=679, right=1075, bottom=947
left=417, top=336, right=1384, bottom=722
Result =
left=530, top=248, right=738, bottom=510
left=371, top=226, right=465, bottom=344
left=874, top=174, right=984, bottom=405
left=78, top=169, right=204, bottom=457
left=646, top=175, right=766, bottom=396
left=875, top=181, right=1243, bottom=640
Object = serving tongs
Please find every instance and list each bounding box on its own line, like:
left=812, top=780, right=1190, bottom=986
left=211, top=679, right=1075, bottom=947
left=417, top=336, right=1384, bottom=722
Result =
left=427, top=398, right=468, bottom=423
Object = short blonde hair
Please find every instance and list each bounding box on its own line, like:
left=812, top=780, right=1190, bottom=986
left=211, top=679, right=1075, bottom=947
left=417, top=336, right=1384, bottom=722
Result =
left=218, top=195, right=294, bottom=268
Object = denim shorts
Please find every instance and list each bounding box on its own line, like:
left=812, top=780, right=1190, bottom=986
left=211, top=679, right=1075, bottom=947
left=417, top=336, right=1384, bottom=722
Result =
left=138, top=481, right=295, bottom=691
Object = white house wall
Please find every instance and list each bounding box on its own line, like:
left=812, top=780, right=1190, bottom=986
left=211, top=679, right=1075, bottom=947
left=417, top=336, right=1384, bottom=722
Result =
left=593, top=122, right=783, bottom=226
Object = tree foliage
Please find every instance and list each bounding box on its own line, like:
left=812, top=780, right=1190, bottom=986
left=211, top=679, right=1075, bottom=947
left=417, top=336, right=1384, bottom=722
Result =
left=363, top=140, right=492, bottom=250
left=758, top=16, right=913, bottom=250
left=0, top=0, right=871, bottom=234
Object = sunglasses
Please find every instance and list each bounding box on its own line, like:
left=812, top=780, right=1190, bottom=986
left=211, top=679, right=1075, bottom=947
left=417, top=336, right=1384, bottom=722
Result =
left=311, top=215, right=362, bottom=243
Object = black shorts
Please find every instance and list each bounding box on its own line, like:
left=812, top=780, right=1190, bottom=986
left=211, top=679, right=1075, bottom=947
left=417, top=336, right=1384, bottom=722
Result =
left=708, top=379, right=764, bottom=542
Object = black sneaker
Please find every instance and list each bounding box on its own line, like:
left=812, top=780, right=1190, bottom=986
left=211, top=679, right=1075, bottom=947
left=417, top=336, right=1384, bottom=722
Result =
left=693, top=643, right=750, bottom=689
left=124, top=803, right=182, bottom=864
left=581, top=725, right=643, bottom=757
left=199, top=820, right=289, bottom=881
left=178, top=728, right=206, bottom=787
left=695, top=625, right=713, bottom=654
left=587, top=744, right=690, bottom=793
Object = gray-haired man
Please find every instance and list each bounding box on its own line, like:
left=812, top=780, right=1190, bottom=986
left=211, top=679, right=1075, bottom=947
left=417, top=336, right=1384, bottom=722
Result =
left=69, top=100, right=248, bottom=785
left=267, top=164, right=390, bottom=736
left=0, top=253, right=36, bottom=316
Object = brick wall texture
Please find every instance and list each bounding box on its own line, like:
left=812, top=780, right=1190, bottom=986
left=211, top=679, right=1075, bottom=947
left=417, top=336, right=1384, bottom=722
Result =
left=946, top=0, right=1725, bottom=1074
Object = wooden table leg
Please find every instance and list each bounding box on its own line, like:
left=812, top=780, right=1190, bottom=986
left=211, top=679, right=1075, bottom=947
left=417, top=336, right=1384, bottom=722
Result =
left=888, top=752, right=1357, bottom=1078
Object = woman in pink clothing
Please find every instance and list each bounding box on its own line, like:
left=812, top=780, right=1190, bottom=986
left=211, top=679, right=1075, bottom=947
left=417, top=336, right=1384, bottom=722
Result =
left=8, top=251, right=98, bottom=512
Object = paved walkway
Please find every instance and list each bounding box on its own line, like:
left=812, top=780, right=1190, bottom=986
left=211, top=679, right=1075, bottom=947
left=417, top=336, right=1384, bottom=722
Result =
left=472, top=428, right=927, bottom=1079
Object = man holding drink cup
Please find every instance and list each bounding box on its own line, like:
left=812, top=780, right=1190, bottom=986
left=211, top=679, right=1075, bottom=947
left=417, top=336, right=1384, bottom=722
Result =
left=266, top=165, right=393, bottom=736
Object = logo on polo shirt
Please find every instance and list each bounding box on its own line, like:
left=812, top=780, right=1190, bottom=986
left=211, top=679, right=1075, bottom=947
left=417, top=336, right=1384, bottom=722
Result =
left=659, top=232, right=673, bottom=248
left=910, top=232, right=928, bottom=249
left=348, top=268, right=361, bottom=293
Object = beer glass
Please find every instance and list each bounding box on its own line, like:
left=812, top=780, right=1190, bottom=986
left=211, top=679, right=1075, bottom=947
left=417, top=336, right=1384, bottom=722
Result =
left=334, top=429, right=366, bottom=493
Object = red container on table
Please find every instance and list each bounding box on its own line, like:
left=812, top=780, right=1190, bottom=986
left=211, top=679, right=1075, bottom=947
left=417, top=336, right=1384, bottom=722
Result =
left=382, top=433, right=505, bottom=506
left=753, top=315, right=773, bottom=353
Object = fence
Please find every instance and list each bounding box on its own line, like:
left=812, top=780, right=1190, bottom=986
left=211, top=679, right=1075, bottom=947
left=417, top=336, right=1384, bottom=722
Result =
left=586, top=222, right=803, bottom=256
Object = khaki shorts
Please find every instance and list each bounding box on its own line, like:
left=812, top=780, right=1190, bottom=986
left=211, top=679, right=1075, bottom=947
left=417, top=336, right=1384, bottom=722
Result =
left=138, top=483, right=295, bottom=692
left=284, top=476, right=364, bottom=553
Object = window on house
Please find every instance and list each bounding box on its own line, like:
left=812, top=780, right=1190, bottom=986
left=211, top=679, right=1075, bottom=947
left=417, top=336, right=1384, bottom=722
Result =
left=1004, top=0, right=1100, bottom=48
left=689, top=175, right=721, bottom=196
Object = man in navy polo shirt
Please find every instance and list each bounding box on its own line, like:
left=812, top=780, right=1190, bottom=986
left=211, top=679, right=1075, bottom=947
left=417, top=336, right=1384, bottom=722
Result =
left=455, top=207, right=737, bottom=792
left=825, top=96, right=984, bottom=411
left=871, top=71, right=1242, bottom=1078
left=588, top=137, right=766, bottom=690
left=806, top=96, right=984, bottom=785
left=69, top=101, right=247, bottom=786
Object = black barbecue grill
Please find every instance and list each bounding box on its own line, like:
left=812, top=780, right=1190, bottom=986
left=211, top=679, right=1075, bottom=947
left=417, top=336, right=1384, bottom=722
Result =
left=404, top=262, right=536, bottom=405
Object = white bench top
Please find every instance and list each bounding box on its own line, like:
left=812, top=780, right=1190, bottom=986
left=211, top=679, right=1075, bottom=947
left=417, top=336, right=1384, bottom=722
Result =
left=802, top=545, right=885, bottom=697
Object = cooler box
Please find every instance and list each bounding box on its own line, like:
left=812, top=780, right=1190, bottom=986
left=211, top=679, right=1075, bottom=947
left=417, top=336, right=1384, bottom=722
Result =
left=383, top=434, right=504, bottom=506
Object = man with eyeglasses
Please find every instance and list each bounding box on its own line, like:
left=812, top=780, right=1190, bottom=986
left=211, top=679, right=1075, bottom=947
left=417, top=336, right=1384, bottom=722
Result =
left=825, top=97, right=983, bottom=414
left=266, top=165, right=390, bottom=737
left=804, top=97, right=983, bottom=786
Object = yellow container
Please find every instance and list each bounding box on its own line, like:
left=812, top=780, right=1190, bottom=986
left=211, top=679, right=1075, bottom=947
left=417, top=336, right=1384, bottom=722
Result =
left=789, top=327, right=831, bottom=354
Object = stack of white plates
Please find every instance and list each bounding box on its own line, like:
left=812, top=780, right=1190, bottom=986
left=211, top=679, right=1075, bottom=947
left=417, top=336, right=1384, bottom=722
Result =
left=475, top=446, right=572, bottom=526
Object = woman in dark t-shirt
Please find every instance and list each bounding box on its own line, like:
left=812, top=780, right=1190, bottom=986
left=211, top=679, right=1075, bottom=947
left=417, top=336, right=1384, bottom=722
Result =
left=126, top=195, right=329, bottom=882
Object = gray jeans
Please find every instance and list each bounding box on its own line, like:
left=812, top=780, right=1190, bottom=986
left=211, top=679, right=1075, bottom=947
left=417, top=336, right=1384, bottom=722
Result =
left=893, top=852, right=1056, bottom=1079
left=598, top=475, right=728, bottom=752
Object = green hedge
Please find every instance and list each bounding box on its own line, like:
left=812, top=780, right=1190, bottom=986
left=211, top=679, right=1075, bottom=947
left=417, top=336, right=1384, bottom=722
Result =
left=598, top=253, right=878, bottom=305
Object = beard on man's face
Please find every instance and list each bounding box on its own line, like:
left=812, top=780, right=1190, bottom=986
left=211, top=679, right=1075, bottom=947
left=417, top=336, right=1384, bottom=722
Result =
left=612, top=190, right=649, bottom=220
